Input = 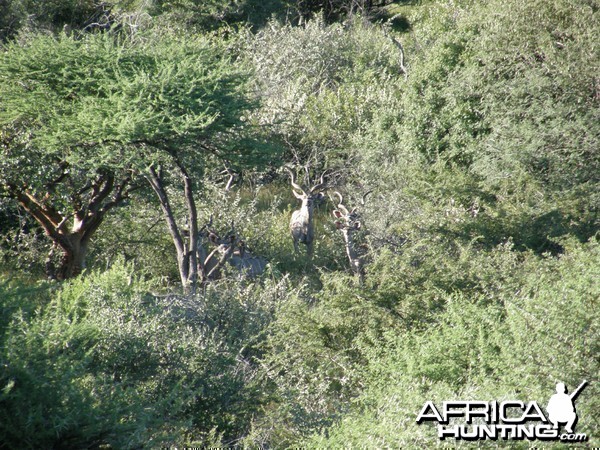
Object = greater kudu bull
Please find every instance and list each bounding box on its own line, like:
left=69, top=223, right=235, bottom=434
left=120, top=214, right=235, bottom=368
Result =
left=285, top=167, right=330, bottom=257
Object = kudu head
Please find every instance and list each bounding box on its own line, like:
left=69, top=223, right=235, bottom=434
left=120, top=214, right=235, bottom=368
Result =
left=197, top=218, right=239, bottom=280
left=285, top=167, right=328, bottom=211
left=206, top=220, right=239, bottom=254
left=198, top=218, right=267, bottom=279
left=332, top=191, right=370, bottom=232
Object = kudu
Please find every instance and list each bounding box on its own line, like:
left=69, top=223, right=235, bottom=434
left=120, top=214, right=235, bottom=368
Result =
left=228, top=239, right=269, bottom=278
left=285, top=167, right=330, bottom=257
left=197, top=219, right=267, bottom=281
left=332, top=191, right=370, bottom=283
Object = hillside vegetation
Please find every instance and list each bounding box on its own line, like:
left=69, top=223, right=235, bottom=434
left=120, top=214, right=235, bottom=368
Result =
left=1, top=0, right=598, bottom=448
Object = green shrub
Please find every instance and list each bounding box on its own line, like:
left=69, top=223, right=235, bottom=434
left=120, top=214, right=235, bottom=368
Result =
left=244, top=17, right=403, bottom=158
left=0, top=262, right=289, bottom=448
left=304, top=239, right=600, bottom=448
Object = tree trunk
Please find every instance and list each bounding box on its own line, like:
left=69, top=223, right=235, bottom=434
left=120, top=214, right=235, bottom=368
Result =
left=176, top=161, right=199, bottom=293
left=147, top=164, right=199, bottom=294
left=54, top=234, right=89, bottom=280
left=9, top=170, right=131, bottom=281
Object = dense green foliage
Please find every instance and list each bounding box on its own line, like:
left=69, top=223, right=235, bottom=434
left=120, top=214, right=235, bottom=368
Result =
left=0, top=30, right=255, bottom=175
left=0, top=0, right=115, bottom=41
left=305, top=239, right=599, bottom=448
left=1, top=0, right=598, bottom=448
left=0, top=263, right=288, bottom=446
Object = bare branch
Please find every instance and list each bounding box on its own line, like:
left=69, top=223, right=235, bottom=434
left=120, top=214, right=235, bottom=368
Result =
left=87, top=171, right=115, bottom=214
left=389, top=35, right=408, bottom=80
left=57, top=213, right=75, bottom=232
left=174, top=159, right=199, bottom=291
left=221, top=162, right=239, bottom=192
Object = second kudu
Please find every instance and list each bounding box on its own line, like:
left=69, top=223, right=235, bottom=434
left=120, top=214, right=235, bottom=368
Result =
left=332, top=191, right=370, bottom=283
left=197, top=219, right=267, bottom=281
left=285, top=167, right=331, bottom=257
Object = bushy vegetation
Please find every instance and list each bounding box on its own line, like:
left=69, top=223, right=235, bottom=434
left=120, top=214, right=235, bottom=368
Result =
left=1, top=0, right=598, bottom=448
left=0, top=263, right=291, bottom=447
left=304, top=239, right=599, bottom=448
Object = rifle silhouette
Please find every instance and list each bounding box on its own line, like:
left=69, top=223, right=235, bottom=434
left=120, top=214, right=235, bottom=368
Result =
left=570, top=380, right=588, bottom=401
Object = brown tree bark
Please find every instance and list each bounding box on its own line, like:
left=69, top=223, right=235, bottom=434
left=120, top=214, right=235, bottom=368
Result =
left=8, top=170, right=132, bottom=280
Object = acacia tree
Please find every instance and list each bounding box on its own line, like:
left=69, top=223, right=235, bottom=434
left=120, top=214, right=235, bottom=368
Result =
left=0, top=29, right=271, bottom=283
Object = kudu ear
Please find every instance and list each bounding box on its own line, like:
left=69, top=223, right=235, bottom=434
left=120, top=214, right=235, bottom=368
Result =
left=333, top=210, right=343, bottom=218
left=335, top=221, right=343, bottom=229
left=354, top=221, right=361, bottom=230
left=208, top=232, right=219, bottom=244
